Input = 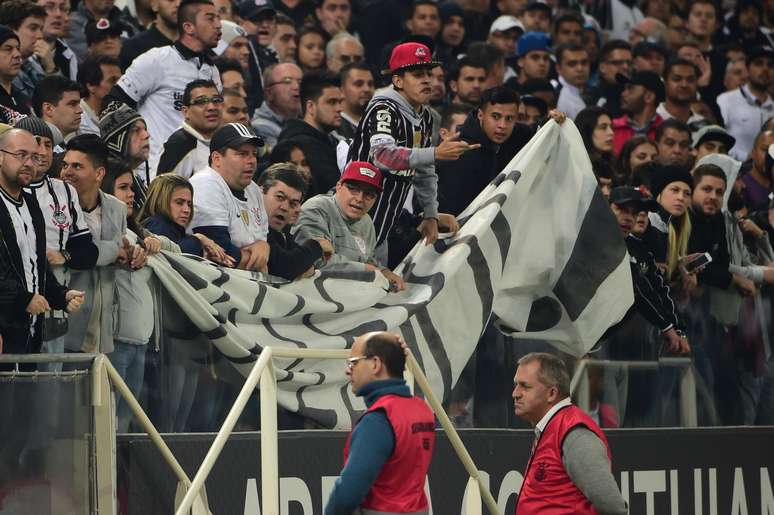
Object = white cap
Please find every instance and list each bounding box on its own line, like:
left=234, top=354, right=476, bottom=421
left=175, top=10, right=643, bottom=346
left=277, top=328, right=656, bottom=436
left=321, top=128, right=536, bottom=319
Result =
left=221, top=20, right=248, bottom=45
left=489, top=15, right=524, bottom=35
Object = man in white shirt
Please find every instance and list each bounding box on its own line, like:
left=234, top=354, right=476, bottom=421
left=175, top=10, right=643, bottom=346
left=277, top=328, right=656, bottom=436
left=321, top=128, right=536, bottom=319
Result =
left=555, top=43, right=590, bottom=120
left=189, top=122, right=270, bottom=272
left=717, top=46, right=774, bottom=161
left=104, top=0, right=223, bottom=179
left=77, top=55, right=122, bottom=136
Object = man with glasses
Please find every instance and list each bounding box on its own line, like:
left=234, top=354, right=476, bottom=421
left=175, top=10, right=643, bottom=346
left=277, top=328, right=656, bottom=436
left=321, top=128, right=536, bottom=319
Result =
left=0, top=127, right=85, bottom=358
left=325, top=32, right=363, bottom=74
left=157, top=79, right=223, bottom=179
left=190, top=122, right=270, bottom=272
left=589, top=40, right=632, bottom=119
left=252, top=62, right=302, bottom=150
left=325, top=331, right=435, bottom=515
left=256, top=164, right=333, bottom=280
left=293, top=160, right=405, bottom=290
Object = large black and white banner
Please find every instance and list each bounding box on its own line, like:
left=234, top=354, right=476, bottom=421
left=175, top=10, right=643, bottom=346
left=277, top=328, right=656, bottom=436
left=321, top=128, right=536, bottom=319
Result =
left=149, top=121, right=633, bottom=429
left=120, top=428, right=774, bottom=515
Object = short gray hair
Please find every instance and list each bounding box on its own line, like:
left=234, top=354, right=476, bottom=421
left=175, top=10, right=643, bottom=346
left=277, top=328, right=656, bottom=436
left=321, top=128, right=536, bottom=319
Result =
left=517, top=352, right=571, bottom=397
left=325, top=32, right=362, bottom=61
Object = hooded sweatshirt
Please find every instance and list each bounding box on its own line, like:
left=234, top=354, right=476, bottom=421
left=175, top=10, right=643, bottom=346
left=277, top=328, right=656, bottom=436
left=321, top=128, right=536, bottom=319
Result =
left=346, top=86, right=439, bottom=246
left=277, top=118, right=341, bottom=197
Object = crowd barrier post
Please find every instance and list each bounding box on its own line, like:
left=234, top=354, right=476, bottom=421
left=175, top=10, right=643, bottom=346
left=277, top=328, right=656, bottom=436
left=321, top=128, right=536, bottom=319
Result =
left=174, top=347, right=274, bottom=515
left=260, top=355, right=279, bottom=515
left=91, top=355, right=118, bottom=515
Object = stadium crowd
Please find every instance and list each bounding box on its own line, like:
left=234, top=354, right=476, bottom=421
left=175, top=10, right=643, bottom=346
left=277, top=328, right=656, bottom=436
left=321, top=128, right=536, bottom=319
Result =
left=0, top=0, right=772, bottom=436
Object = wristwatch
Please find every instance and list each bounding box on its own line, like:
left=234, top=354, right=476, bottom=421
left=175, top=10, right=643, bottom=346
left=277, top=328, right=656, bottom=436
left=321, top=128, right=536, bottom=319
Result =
left=61, top=249, right=71, bottom=265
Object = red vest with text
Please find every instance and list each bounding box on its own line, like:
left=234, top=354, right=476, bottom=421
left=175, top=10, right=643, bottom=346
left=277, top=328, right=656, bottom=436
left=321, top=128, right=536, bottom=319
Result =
left=515, top=404, right=612, bottom=515
left=344, top=394, right=436, bottom=513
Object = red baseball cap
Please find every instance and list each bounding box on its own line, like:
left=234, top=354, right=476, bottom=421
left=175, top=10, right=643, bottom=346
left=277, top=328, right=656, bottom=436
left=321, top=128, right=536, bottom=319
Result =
left=340, top=161, right=383, bottom=191
left=387, top=42, right=441, bottom=74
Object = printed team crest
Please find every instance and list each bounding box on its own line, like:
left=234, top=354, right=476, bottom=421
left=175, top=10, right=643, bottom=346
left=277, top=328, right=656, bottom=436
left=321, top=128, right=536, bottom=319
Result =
left=251, top=207, right=263, bottom=226
left=534, top=461, right=547, bottom=481
left=50, top=204, right=69, bottom=230
left=354, top=236, right=367, bottom=256
left=415, top=46, right=428, bottom=59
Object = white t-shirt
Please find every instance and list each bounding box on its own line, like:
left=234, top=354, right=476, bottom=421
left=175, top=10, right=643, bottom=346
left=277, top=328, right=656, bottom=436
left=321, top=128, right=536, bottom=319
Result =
left=116, top=43, right=222, bottom=179
left=189, top=166, right=268, bottom=248
left=83, top=204, right=103, bottom=240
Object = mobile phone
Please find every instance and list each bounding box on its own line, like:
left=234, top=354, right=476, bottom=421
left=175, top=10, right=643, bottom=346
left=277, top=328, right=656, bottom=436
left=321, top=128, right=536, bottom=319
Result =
left=684, top=252, right=712, bottom=273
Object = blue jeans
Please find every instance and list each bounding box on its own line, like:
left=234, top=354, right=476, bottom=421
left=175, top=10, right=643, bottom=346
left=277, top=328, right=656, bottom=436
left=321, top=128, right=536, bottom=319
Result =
left=108, top=341, right=147, bottom=433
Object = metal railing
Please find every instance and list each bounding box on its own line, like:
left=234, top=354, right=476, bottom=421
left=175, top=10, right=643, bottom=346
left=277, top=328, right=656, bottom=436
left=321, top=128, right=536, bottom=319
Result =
left=174, top=346, right=504, bottom=515
left=570, top=357, right=698, bottom=427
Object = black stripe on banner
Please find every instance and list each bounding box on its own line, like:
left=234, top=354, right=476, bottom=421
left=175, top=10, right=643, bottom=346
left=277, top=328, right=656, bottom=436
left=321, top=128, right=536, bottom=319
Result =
left=552, top=187, right=627, bottom=320
left=311, top=270, right=379, bottom=313
left=339, top=382, right=364, bottom=423
left=166, top=256, right=209, bottom=290
left=249, top=283, right=268, bottom=314
left=284, top=295, right=306, bottom=317
left=213, top=291, right=230, bottom=304
left=398, top=320, right=425, bottom=400
left=414, top=307, right=452, bottom=402
left=300, top=314, right=388, bottom=347
left=212, top=269, right=230, bottom=287
left=296, top=374, right=339, bottom=428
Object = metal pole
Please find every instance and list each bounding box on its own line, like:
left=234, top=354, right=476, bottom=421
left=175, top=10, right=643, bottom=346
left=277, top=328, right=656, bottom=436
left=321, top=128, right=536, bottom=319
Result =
left=270, top=348, right=350, bottom=359
left=103, top=358, right=192, bottom=488
left=260, top=357, right=279, bottom=515
left=405, top=351, right=502, bottom=515
left=175, top=348, right=273, bottom=515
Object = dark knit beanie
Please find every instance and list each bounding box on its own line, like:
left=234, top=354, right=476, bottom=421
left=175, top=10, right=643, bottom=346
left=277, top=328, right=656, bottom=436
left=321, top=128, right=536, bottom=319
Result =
left=649, top=164, right=694, bottom=199
left=99, top=101, right=144, bottom=158
left=14, top=116, right=54, bottom=141
left=0, top=25, right=19, bottom=47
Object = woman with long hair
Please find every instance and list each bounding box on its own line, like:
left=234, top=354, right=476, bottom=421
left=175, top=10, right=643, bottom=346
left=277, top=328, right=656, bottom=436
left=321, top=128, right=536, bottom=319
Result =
left=617, top=136, right=658, bottom=185
left=575, top=106, right=615, bottom=164
left=137, top=174, right=234, bottom=266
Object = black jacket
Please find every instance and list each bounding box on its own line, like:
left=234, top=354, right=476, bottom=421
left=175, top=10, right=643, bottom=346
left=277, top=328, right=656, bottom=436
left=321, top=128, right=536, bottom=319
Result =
left=0, top=189, right=68, bottom=354
left=437, top=111, right=535, bottom=216
left=689, top=209, right=733, bottom=289
left=587, top=80, right=624, bottom=119
left=625, top=234, right=683, bottom=332
left=267, top=227, right=322, bottom=280
left=277, top=119, right=340, bottom=197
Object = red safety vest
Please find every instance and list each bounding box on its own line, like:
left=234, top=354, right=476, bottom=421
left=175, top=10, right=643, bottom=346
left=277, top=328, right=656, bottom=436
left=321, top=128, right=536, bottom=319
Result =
left=515, top=404, right=612, bottom=515
left=344, top=394, right=435, bottom=513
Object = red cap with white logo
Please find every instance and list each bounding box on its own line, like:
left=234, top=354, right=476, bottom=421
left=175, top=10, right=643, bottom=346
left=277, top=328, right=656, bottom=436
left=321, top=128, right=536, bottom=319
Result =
left=340, top=161, right=383, bottom=191
left=388, top=42, right=441, bottom=74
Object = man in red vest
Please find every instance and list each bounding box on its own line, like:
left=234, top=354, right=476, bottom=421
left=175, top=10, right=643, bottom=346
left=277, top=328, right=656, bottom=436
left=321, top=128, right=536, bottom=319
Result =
left=325, top=332, right=436, bottom=515
left=513, top=352, right=627, bottom=514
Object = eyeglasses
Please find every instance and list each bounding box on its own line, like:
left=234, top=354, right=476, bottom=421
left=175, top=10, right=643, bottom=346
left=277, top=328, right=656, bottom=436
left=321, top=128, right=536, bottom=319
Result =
left=344, top=182, right=378, bottom=201
left=0, top=149, right=45, bottom=165
left=337, top=54, right=364, bottom=64
left=188, top=95, right=224, bottom=106
left=346, top=355, right=373, bottom=369
left=265, top=77, right=302, bottom=88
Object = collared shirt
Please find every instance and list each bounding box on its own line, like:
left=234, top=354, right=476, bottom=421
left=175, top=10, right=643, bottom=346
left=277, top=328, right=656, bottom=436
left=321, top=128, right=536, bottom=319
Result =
left=535, top=397, right=573, bottom=434
left=656, top=102, right=706, bottom=130
left=717, top=84, right=774, bottom=161
left=556, top=76, right=586, bottom=120
left=79, top=99, right=100, bottom=136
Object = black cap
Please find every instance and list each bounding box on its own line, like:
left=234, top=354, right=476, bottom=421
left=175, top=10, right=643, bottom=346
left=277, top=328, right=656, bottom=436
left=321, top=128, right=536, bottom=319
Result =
left=237, top=0, right=276, bottom=20
left=649, top=164, right=694, bottom=198
left=523, top=0, right=552, bottom=14
left=86, top=18, right=123, bottom=46
left=616, top=70, right=665, bottom=103
left=609, top=186, right=659, bottom=211
left=0, top=24, right=20, bottom=47
left=438, top=1, right=464, bottom=21
left=692, top=124, right=735, bottom=150
left=632, top=40, right=668, bottom=60
left=210, top=123, right=264, bottom=153
left=746, top=45, right=774, bottom=65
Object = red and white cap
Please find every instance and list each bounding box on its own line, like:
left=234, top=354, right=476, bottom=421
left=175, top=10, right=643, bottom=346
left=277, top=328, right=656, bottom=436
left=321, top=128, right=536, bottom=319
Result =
left=340, top=161, right=383, bottom=191
left=388, top=42, right=441, bottom=74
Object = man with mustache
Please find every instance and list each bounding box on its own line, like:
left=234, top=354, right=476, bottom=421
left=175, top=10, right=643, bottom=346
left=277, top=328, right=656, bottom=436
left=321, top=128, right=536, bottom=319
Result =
left=293, top=160, right=405, bottom=290
left=0, top=28, right=28, bottom=115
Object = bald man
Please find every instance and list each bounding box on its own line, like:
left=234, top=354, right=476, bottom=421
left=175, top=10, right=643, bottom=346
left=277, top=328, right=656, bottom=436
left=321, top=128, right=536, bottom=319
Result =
left=325, top=332, right=435, bottom=515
